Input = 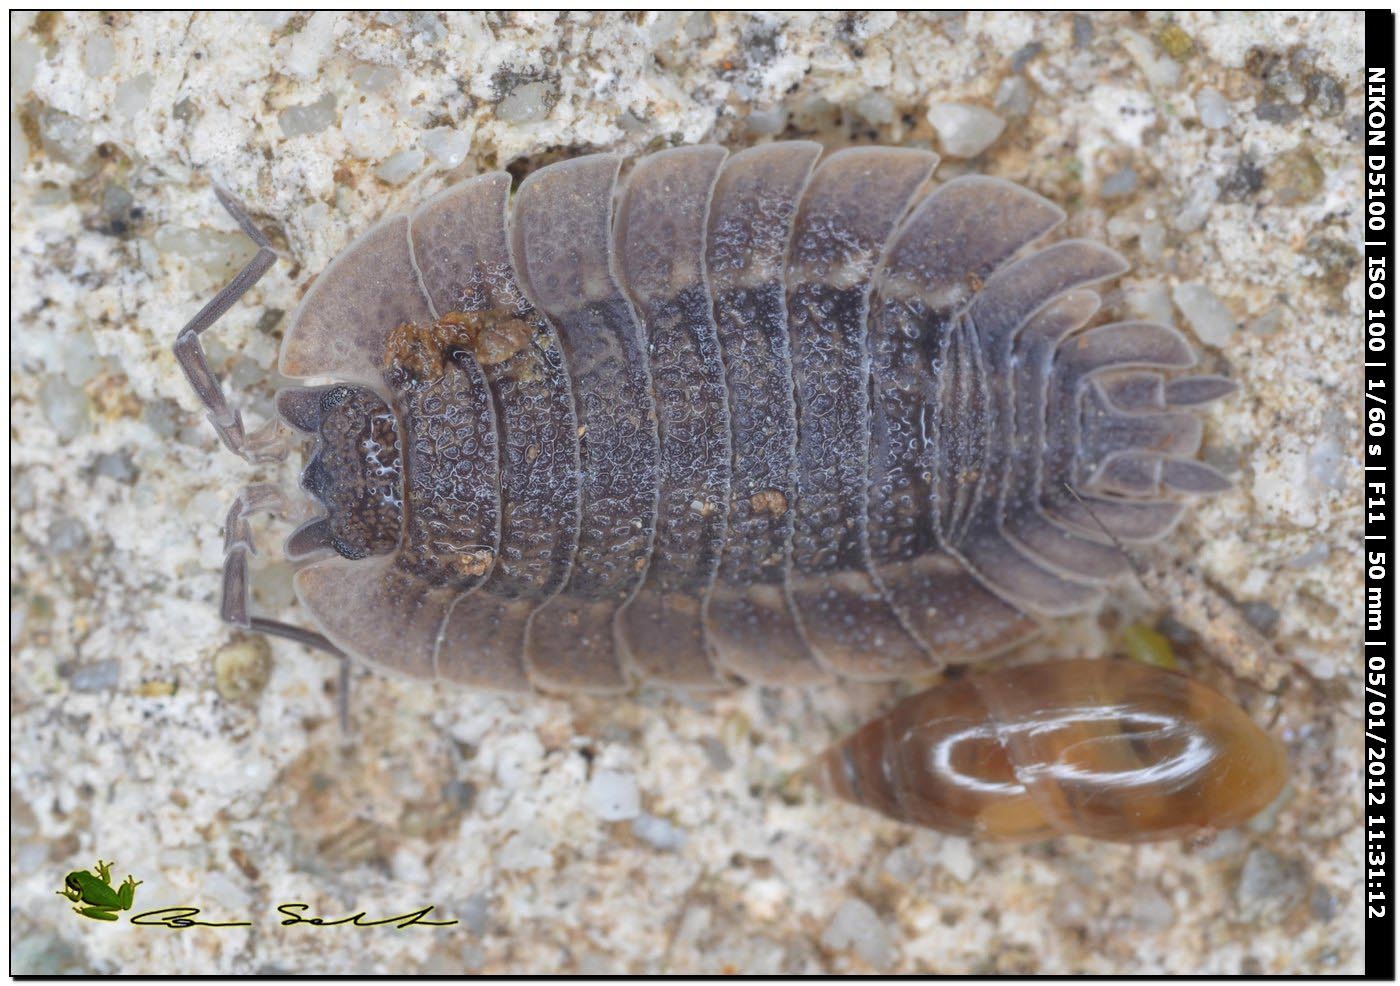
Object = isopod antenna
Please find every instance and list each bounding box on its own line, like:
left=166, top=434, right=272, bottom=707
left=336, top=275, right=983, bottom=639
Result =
left=172, top=186, right=352, bottom=733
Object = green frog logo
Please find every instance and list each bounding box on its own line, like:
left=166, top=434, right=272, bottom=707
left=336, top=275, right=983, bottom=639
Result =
left=58, top=860, right=142, bottom=921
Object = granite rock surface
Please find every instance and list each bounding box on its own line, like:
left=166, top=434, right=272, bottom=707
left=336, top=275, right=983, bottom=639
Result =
left=11, top=11, right=1364, bottom=974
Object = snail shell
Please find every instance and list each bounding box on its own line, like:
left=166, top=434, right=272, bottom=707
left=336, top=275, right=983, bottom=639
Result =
left=810, top=658, right=1288, bottom=842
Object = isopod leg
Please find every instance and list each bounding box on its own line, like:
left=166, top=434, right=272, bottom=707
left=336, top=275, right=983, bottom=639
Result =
left=172, top=187, right=288, bottom=464
left=220, top=483, right=285, bottom=629
left=219, top=483, right=350, bottom=727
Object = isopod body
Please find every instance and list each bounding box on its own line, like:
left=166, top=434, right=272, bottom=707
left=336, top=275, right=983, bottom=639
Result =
left=268, top=141, right=1231, bottom=691
left=180, top=140, right=1276, bottom=842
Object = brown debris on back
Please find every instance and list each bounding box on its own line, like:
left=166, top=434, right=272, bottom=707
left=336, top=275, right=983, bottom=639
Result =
left=453, top=549, right=494, bottom=579
left=750, top=490, right=788, bottom=515
left=385, top=310, right=536, bottom=384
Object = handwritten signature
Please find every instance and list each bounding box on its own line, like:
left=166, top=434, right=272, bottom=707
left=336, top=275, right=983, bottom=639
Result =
left=129, top=904, right=457, bottom=930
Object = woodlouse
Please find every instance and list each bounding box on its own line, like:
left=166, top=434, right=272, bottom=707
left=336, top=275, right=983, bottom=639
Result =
left=175, top=141, right=1283, bottom=841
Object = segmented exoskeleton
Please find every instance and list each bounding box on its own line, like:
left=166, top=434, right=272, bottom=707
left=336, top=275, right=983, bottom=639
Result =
left=174, top=141, right=1276, bottom=841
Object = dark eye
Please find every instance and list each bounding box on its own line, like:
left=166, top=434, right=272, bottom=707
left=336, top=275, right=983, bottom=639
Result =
left=300, top=456, right=329, bottom=499
left=331, top=536, right=368, bottom=561
left=320, top=385, right=352, bottom=411
left=445, top=346, right=473, bottom=367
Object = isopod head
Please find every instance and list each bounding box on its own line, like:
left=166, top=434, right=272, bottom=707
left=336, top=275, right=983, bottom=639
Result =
left=276, top=384, right=404, bottom=562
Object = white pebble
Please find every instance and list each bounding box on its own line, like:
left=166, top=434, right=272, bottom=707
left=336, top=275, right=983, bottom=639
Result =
left=631, top=812, right=686, bottom=851
left=1246, top=307, right=1284, bottom=335
left=790, top=95, right=835, bottom=131
left=497, top=81, right=554, bottom=123
left=1288, top=542, right=1330, bottom=569
left=12, top=113, right=29, bottom=178
left=376, top=148, right=424, bottom=185
left=1307, top=435, right=1348, bottom=492
left=853, top=92, right=895, bottom=125
left=341, top=97, right=396, bottom=160
left=408, top=12, right=445, bottom=43
left=927, top=102, right=1005, bottom=158
left=497, top=825, right=553, bottom=872
left=1119, top=28, right=1181, bottom=90
left=390, top=845, right=429, bottom=884
left=38, top=107, right=95, bottom=170
left=1089, top=85, right=1157, bottom=147
left=83, top=34, right=115, bottom=78
left=11, top=39, right=41, bottom=97
left=938, top=836, right=976, bottom=883
left=70, top=659, right=120, bottom=692
left=1253, top=451, right=1317, bottom=528
left=278, top=92, right=336, bottom=138
left=1106, top=214, right=1137, bottom=242
left=1171, top=177, right=1219, bottom=233
left=995, top=75, right=1032, bottom=117
left=1139, top=221, right=1167, bottom=262
left=682, top=10, right=713, bottom=41
left=1125, top=279, right=1174, bottom=325
left=39, top=377, right=91, bottom=443
left=113, top=73, right=153, bottom=119
left=1172, top=281, right=1236, bottom=346
left=349, top=62, right=398, bottom=93
left=300, top=201, right=331, bottom=235
left=283, top=11, right=339, bottom=81
left=1100, top=165, right=1137, bottom=198
left=746, top=105, right=788, bottom=135
left=255, top=12, right=296, bottom=30
left=647, top=11, right=683, bottom=43
left=858, top=11, right=898, bottom=34
left=490, top=730, right=544, bottom=787
left=195, top=872, right=252, bottom=922
left=422, top=126, right=469, bottom=169
left=13, top=840, right=45, bottom=878
left=62, top=330, right=103, bottom=386
left=674, top=905, right=711, bottom=948
left=153, top=225, right=255, bottom=281
left=880, top=844, right=922, bottom=884
left=821, top=899, right=894, bottom=969
left=1195, top=87, right=1231, bottom=129
left=587, top=769, right=640, bottom=821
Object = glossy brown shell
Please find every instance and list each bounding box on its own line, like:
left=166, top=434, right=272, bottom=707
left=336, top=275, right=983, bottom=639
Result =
left=810, top=658, right=1289, bottom=843
left=273, top=142, right=1232, bottom=694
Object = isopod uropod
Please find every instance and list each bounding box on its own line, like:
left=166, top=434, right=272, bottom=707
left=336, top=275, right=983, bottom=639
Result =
left=174, top=141, right=1285, bottom=842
